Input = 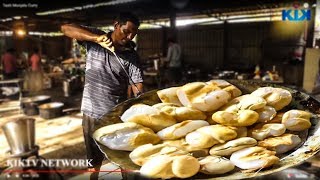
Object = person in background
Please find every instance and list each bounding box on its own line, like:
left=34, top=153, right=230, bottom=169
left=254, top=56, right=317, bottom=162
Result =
left=17, top=52, right=29, bottom=72
left=312, top=59, right=320, bottom=95
left=165, top=37, right=182, bottom=86
left=30, top=47, right=41, bottom=72
left=61, top=12, right=143, bottom=180
left=1, top=48, right=17, bottom=79
left=25, top=47, right=43, bottom=92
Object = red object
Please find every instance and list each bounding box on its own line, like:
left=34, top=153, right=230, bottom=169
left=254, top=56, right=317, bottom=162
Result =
left=30, top=53, right=41, bottom=71
left=2, top=52, right=17, bottom=73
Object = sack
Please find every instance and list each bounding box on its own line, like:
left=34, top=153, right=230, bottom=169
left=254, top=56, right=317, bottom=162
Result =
left=24, top=70, right=44, bottom=92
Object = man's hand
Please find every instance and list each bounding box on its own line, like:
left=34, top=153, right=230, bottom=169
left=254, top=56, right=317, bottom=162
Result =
left=96, top=35, right=115, bottom=52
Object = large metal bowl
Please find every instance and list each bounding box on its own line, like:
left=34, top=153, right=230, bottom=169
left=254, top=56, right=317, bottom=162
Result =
left=38, top=102, right=64, bottom=119
left=21, top=95, right=51, bottom=116
left=94, top=80, right=320, bottom=179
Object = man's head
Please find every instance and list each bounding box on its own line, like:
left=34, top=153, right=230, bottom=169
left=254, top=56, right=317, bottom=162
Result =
left=33, top=47, right=39, bottom=54
left=113, top=12, right=140, bottom=46
left=6, top=48, right=15, bottom=54
left=168, top=37, right=176, bottom=46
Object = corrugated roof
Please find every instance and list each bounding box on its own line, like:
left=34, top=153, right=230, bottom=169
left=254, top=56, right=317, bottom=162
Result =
left=0, top=0, right=315, bottom=32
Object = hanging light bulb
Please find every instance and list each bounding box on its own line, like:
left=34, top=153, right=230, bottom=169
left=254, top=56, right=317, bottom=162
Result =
left=13, top=20, right=27, bottom=38
left=15, top=28, right=26, bottom=37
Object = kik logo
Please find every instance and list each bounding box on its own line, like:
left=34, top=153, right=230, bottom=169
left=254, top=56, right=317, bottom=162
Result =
left=282, top=3, right=311, bottom=21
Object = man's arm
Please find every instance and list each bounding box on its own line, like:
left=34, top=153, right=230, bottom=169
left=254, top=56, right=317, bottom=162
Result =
left=1, top=55, right=4, bottom=70
left=167, top=46, right=173, bottom=60
left=60, top=24, right=114, bottom=51
left=131, top=83, right=143, bottom=97
left=61, top=24, right=99, bottom=42
left=127, top=85, right=133, bottom=98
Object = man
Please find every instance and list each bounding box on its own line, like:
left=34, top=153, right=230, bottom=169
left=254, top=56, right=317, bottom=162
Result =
left=165, top=37, right=181, bottom=86
left=26, top=47, right=43, bottom=92
left=29, top=47, right=41, bottom=72
left=312, top=58, right=320, bottom=95
left=1, top=48, right=17, bottom=79
left=61, top=12, right=143, bottom=180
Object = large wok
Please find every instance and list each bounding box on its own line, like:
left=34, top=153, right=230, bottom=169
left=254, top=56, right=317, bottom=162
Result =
left=93, top=80, right=320, bottom=179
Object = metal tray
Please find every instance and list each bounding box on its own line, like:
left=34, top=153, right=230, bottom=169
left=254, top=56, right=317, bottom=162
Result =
left=93, top=80, right=320, bottom=179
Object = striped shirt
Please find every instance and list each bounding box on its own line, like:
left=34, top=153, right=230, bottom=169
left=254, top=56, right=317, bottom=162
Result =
left=79, top=26, right=143, bottom=119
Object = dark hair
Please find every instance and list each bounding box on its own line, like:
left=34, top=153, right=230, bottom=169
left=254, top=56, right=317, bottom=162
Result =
left=33, top=47, right=39, bottom=53
left=114, top=12, right=140, bottom=27
left=168, top=37, right=176, bottom=43
left=6, top=48, right=15, bottom=53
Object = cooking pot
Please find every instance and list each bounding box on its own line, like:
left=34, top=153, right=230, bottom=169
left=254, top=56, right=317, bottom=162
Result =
left=38, top=102, right=64, bottom=119
left=21, top=95, right=51, bottom=115
left=218, top=71, right=237, bottom=79
left=93, top=80, right=320, bottom=179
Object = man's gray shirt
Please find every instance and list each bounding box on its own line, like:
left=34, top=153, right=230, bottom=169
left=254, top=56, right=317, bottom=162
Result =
left=79, top=27, right=143, bottom=119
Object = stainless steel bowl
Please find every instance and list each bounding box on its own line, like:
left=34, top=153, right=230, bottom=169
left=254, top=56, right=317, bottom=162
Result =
left=21, top=95, right=51, bottom=116
left=38, top=102, right=64, bottom=119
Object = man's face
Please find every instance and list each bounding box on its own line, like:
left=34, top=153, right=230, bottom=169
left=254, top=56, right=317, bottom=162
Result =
left=114, top=21, right=138, bottom=46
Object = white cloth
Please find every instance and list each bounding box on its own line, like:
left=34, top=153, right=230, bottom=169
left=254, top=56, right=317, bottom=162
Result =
left=167, top=43, right=181, bottom=68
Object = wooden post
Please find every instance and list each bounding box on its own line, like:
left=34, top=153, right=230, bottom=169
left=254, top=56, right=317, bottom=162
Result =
left=223, top=20, right=228, bottom=69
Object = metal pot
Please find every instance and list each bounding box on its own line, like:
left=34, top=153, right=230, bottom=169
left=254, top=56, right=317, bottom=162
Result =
left=63, top=80, right=71, bottom=97
left=218, top=71, right=236, bottom=79
left=38, top=102, right=64, bottom=119
left=21, top=95, right=51, bottom=115
left=1, top=117, right=35, bottom=156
